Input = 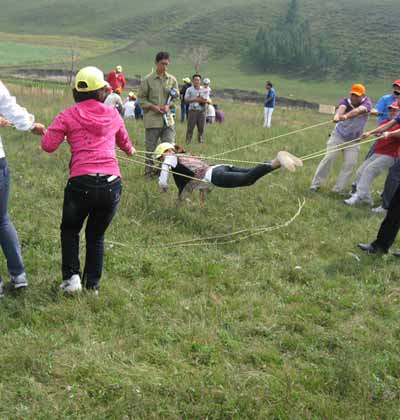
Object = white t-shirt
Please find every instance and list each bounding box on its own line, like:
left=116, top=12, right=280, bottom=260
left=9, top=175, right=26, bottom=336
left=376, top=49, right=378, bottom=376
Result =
left=124, top=101, right=136, bottom=118
left=206, top=104, right=216, bottom=118
left=0, top=81, right=35, bottom=158
left=184, top=86, right=210, bottom=111
left=159, top=155, right=215, bottom=187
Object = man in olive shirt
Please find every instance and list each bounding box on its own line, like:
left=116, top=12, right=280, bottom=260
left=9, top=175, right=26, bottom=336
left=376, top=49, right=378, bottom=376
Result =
left=139, top=51, right=179, bottom=177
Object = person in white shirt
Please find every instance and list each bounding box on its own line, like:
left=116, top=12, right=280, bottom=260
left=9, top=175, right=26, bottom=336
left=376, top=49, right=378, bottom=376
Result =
left=184, top=74, right=210, bottom=143
left=0, top=80, right=45, bottom=297
left=206, top=100, right=216, bottom=124
left=124, top=92, right=136, bottom=119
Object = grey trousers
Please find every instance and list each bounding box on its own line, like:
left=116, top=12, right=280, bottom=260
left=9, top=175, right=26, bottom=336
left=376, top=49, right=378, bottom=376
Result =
left=355, top=153, right=394, bottom=201
left=310, top=130, right=360, bottom=192
left=145, top=126, right=175, bottom=176
left=382, top=157, right=400, bottom=209
left=186, top=109, right=206, bottom=143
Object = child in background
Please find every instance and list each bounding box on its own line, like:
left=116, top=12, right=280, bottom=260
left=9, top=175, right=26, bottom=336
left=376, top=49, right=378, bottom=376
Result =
left=41, top=66, right=135, bottom=294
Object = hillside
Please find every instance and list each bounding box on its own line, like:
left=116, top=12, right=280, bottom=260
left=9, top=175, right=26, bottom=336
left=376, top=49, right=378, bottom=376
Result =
left=0, top=0, right=399, bottom=75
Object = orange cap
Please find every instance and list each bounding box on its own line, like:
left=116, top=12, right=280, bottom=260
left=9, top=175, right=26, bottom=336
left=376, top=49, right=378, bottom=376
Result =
left=115, top=87, right=122, bottom=94
left=350, top=84, right=366, bottom=97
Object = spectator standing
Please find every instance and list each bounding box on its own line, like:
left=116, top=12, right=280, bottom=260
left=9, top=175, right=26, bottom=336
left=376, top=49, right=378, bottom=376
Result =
left=215, top=105, right=225, bottom=123
left=203, top=78, right=212, bottom=98
left=0, top=81, right=46, bottom=297
left=264, top=81, right=276, bottom=128
left=104, top=87, right=124, bottom=116
left=185, top=74, right=210, bottom=144
left=138, top=52, right=179, bottom=177
left=124, top=92, right=136, bottom=119
left=180, top=77, right=191, bottom=122
left=106, top=65, right=126, bottom=93
left=206, top=100, right=216, bottom=124
left=310, top=84, right=372, bottom=193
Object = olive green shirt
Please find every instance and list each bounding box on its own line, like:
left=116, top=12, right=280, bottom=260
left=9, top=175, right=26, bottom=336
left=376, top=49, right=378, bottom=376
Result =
left=139, top=71, right=179, bottom=129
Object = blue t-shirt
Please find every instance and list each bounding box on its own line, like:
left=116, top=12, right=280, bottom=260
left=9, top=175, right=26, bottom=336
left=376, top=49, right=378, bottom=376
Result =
left=265, top=88, right=276, bottom=108
left=375, top=94, right=397, bottom=124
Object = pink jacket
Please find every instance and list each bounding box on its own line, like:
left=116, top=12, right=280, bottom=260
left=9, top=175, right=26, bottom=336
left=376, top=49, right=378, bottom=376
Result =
left=42, top=99, right=133, bottom=178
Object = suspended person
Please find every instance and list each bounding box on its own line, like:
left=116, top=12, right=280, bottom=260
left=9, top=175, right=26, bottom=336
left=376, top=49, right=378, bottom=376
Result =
left=180, top=77, right=191, bottom=123
left=264, top=81, right=276, bottom=128
left=154, top=142, right=302, bottom=204
left=345, top=102, right=400, bottom=206
left=138, top=51, right=179, bottom=178
left=106, top=65, right=126, bottom=93
left=41, top=66, right=135, bottom=295
left=310, top=84, right=372, bottom=194
left=185, top=74, right=210, bottom=144
left=0, top=81, right=46, bottom=298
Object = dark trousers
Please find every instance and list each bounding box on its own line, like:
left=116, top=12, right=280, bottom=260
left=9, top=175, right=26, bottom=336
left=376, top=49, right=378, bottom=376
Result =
left=180, top=102, right=189, bottom=122
left=186, top=109, right=206, bottom=143
left=211, top=163, right=274, bottom=188
left=373, top=183, right=400, bottom=251
left=381, top=158, right=400, bottom=209
left=61, top=175, right=122, bottom=289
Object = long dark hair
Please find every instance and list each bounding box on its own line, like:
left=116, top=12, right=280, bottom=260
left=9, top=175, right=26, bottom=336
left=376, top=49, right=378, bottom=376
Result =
left=72, top=86, right=107, bottom=103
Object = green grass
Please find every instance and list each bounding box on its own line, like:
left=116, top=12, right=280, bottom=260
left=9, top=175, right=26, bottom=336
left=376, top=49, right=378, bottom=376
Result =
left=0, top=83, right=399, bottom=418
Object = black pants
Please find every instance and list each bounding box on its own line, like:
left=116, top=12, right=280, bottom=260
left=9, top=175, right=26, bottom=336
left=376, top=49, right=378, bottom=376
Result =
left=211, top=163, right=274, bottom=188
left=381, top=158, right=400, bottom=209
left=61, top=175, right=122, bottom=289
left=373, top=183, right=400, bottom=251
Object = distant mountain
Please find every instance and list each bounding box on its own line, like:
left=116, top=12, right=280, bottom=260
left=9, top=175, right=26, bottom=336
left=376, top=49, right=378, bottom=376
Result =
left=0, top=0, right=398, bottom=76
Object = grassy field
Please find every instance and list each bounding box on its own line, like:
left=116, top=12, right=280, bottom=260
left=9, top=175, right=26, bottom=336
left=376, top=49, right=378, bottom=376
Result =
left=0, top=83, right=399, bottom=418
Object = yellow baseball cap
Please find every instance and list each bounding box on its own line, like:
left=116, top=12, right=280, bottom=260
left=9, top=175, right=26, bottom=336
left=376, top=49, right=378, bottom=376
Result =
left=154, top=142, right=175, bottom=158
left=75, top=66, right=108, bottom=92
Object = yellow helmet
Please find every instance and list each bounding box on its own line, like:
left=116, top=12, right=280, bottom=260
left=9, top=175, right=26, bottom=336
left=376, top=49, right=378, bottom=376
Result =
left=154, top=142, right=175, bottom=158
left=75, top=66, right=108, bottom=92
left=182, top=77, right=191, bottom=84
left=116, top=65, right=123, bottom=72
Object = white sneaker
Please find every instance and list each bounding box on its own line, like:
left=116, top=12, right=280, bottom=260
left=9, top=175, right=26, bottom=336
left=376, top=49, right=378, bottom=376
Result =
left=11, top=272, right=28, bottom=289
left=60, top=274, right=82, bottom=294
left=372, top=205, right=387, bottom=215
left=344, top=194, right=373, bottom=206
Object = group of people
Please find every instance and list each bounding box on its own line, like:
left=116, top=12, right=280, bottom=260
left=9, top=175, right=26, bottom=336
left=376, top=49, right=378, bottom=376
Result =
left=2, top=50, right=400, bottom=298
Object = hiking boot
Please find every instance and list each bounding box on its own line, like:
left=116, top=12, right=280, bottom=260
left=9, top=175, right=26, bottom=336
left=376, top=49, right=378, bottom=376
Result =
left=60, top=274, right=82, bottom=294
left=10, top=272, right=28, bottom=290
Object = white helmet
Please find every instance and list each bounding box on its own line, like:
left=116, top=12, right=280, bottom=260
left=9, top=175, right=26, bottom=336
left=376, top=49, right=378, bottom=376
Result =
left=203, top=78, right=211, bottom=85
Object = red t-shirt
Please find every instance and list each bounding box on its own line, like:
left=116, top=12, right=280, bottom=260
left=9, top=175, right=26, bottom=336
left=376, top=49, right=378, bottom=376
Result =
left=374, top=119, right=400, bottom=158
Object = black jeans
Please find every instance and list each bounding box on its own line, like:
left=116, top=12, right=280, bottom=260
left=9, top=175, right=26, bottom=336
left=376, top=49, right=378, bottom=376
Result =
left=211, top=163, right=274, bottom=188
left=373, top=183, right=400, bottom=252
left=381, top=158, right=400, bottom=209
left=61, top=175, right=122, bottom=289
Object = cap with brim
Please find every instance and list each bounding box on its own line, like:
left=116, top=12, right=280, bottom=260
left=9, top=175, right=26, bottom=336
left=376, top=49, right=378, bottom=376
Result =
left=350, top=83, right=366, bottom=97
left=154, top=142, right=175, bottom=159
left=75, top=66, right=108, bottom=92
left=393, top=80, right=400, bottom=88
left=388, top=101, right=400, bottom=110
left=182, top=77, right=191, bottom=84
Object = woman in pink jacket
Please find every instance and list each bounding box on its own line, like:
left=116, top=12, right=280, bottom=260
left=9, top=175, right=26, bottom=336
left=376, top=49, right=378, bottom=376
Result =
left=42, top=67, right=135, bottom=294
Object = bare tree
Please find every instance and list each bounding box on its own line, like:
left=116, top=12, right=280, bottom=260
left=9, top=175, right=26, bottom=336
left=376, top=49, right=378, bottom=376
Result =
left=182, top=45, right=209, bottom=73
left=67, top=48, right=80, bottom=86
